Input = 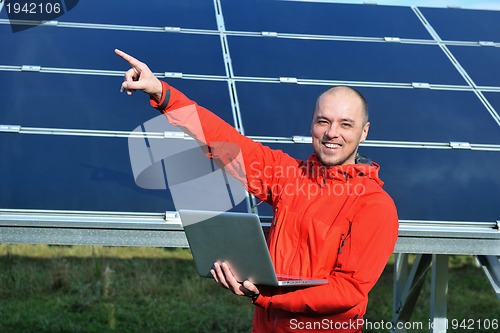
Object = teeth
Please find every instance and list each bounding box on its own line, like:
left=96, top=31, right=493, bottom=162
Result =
left=324, top=143, right=340, bottom=149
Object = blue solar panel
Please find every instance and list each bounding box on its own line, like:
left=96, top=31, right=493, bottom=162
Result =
left=0, top=0, right=218, bottom=30
left=0, top=24, right=225, bottom=75
left=0, top=133, right=248, bottom=213
left=420, top=7, right=500, bottom=42
left=368, top=147, right=500, bottom=222
left=360, top=88, right=500, bottom=143
left=483, top=92, right=500, bottom=113
left=0, top=134, right=176, bottom=212
left=221, top=0, right=431, bottom=39
left=0, top=73, right=235, bottom=130
left=236, top=82, right=321, bottom=137
left=228, top=36, right=467, bottom=84
left=158, top=79, right=236, bottom=126
left=448, top=45, right=500, bottom=87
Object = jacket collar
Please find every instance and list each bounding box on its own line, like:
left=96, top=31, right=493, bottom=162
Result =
left=305, top=153, right=384, bottom=186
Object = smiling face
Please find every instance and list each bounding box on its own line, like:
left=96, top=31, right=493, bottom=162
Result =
left=311, top=87, right=370, bottom=166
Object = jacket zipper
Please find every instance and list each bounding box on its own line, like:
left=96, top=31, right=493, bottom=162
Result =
left=272, top=206, right=278, bottom=226
left=338, top=233, right=347, bottom=254
left=338, top=221, right=352, bottom=255
left=322, top=166, right=327, bottom=187
left=268, top=206, right=280, bottom=268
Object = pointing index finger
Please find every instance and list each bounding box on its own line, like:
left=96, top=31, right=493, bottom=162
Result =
left=114, top=48, right=142, bottom=68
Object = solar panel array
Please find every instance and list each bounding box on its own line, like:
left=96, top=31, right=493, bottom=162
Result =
left=1, top=0, right=499, bottom=223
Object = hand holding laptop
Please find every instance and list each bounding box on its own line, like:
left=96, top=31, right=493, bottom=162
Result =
left=179, top=210, right=328, bottom=287
left=211, top=262, right=260, bottom=300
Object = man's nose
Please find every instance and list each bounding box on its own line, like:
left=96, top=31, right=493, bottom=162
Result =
left=324, top=124, right=339, bottom=139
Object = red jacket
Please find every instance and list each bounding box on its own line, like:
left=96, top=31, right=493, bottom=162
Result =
left=150, top=81, right=399, bottom=332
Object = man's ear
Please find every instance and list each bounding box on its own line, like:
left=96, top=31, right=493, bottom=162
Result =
left=359, top=122, right=370, bottom=143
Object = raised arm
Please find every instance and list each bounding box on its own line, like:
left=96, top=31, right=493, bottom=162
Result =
left=115, top=49, right=296, bottom=204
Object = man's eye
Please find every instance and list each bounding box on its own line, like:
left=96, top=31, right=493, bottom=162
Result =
left=342, top=123, right=352, bottom=128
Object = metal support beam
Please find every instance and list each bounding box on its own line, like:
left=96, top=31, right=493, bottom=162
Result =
left=393, top=253, right=409, bottom=331
left=430, top=254, right=449, bottom=333
left=476, top=255, right=500, bottom=301
left=392, top=254, right=432, bottom=332
left=0, top=209, right=189, bottom=248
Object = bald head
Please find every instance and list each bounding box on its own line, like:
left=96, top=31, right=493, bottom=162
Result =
left=315, top=86, right=369, bottom=125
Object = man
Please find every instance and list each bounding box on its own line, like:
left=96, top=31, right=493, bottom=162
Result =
left=115, top=49, right=399, bottom=332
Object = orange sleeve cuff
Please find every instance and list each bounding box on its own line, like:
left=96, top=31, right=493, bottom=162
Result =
left=149, top=81, right=171, bottom=112
left=253, top=294, right=271, bottom=309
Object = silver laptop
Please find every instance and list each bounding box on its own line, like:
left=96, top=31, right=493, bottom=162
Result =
left=178, top=209, right=328, bottom=287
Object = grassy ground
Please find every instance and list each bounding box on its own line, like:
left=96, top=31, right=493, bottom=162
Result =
left=0, top=245, right=498, bottom=333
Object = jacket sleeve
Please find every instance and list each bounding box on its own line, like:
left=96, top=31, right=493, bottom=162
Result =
left=149, top=81, right=294, bottom=204
left=254, top=197, right=399, bottom=315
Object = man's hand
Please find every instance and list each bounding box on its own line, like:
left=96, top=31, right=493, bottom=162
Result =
left=211, top=262, right=260, bottom=300
left=114, top=49, right=163, bottom=100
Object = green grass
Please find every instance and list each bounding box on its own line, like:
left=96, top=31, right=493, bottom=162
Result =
left=0, top=245, right=498, bottom=333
